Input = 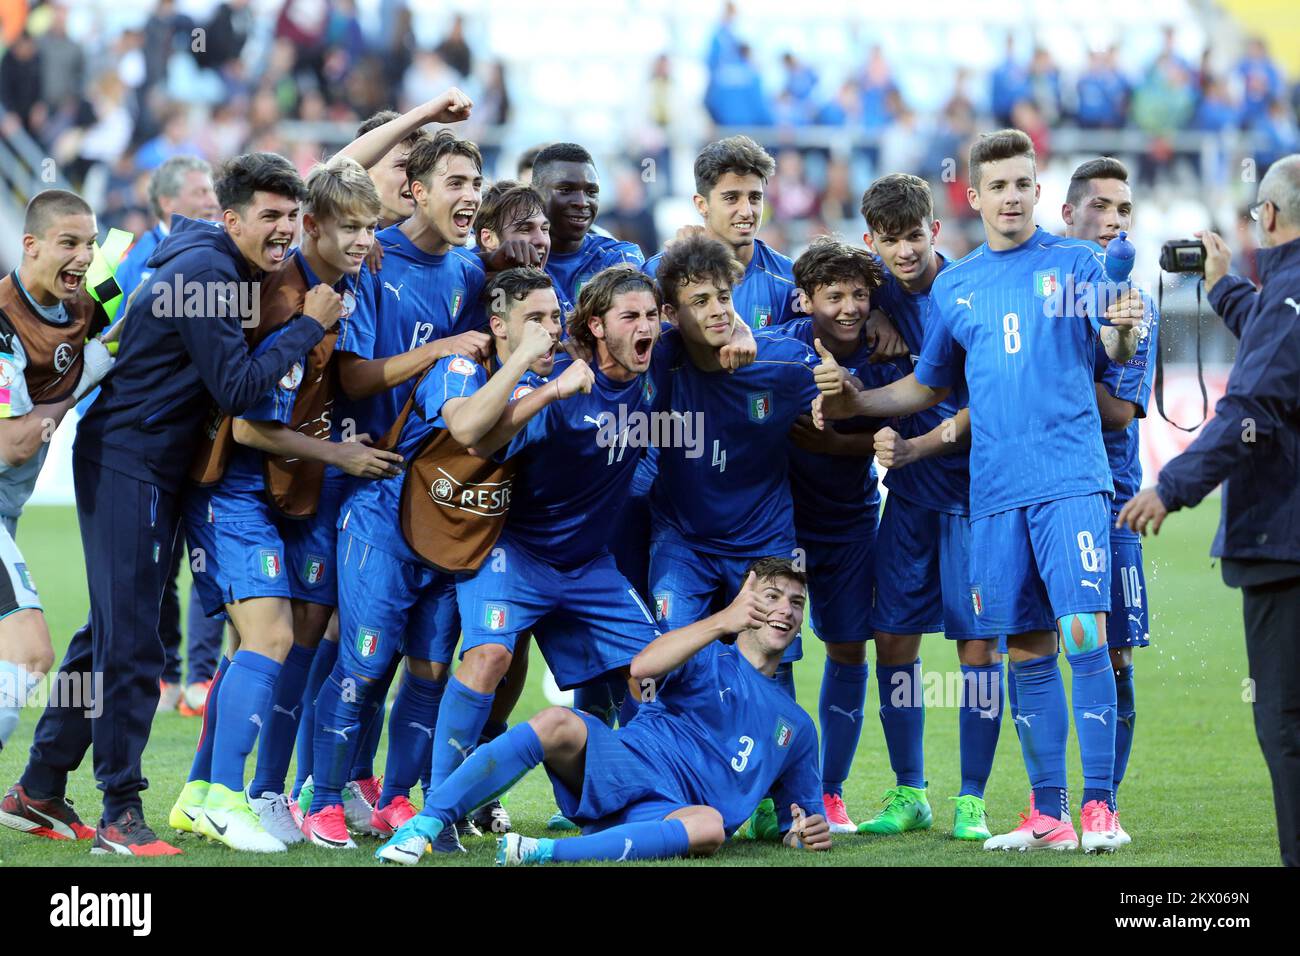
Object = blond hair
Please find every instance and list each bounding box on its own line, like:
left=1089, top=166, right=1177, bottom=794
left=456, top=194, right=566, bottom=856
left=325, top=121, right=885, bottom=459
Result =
left=305, top=155, right=383, bottom=224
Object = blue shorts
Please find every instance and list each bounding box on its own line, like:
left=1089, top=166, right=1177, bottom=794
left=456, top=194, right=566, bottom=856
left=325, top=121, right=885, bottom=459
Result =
left=871, top=494, right=982, bottom=640
left=1107, top=530, right=1150, bottom=649
left=183, top=491, right=291, bottom=617
left=802, top=535, right=874, bottom=644
left=278, top=478, right=343, bottom=608
left=546, top=711, right=690, bottom=832
left=969, top=493, right=1112, bottom=636
left=456, top=534, right=659, bottom=689
left=335, top=530, right=459, bottom=683
left=649, top=526, right=802, bottom=662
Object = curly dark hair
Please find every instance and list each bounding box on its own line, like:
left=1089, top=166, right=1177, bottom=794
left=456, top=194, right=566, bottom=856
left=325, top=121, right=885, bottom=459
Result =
left=654, top=233, right=744, bottom=308
left=792, top=236, right=884, bottom=298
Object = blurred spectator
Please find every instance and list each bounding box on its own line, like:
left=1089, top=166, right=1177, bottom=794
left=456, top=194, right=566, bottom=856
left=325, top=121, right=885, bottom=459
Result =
left=706, top=2, right=742, bottom=74
left=436, top=13, right=473, bottom=79
left=134, top=105, right=201, bottom=172
left=192, top=0, right=252, bottom=75
left=57, top=71, right=133, bottom=182
left=1132, top=58, right=1197, bottom=135
left=819, top=157, right=856, bottom=222
left=1194, top=74, right=1239, bottom=132
left=767, top=149, right=819, bottom=220
left=816, top=80, right=861, bottom=126
left=1011, top=100, right=1050, bottom=165
left=649, top=54, right=672, bottom=130
left=880, top=101, right=926, bottom=175
left=0, top=29, right=43, bottom=135
left=275, top=0, right=328, bottom=90
left=599, top=167, right=659, bottom=255
left=1075, top=48, right=1128, bottom=129
left=1026, top=46, right=1062, bottom=125
left=403, top=51, right=460, bottom=114
left=857, top=45, right=899, bottom=132
left=779, top=52, right=819, bottom=125
left=1253, top=100, right=1300, bottom=176
left=1236, top=36, right=1284, bottom=127
left=705, top=43, right=773, bottom=127
left=382, top=4, right=417, bottom=92
left=990, top=35, right=1029, bottom=127
left=142, top=0, right=193, bottom=93
left=36, top=3, right=83, bottom=111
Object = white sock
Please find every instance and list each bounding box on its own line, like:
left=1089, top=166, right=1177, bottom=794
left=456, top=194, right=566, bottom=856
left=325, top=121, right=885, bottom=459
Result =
left=0, top=660, right=40, bottom=747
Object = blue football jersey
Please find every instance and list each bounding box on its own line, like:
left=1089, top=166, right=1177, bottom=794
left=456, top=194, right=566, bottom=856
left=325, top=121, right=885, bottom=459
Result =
left=501, top=352, right=656, bottom=569
left=340, top=354, right=545, bottom=562
left=546, top=232, right=644, bottom=318
left=649, top=328, right=821, bottom=556
left=776, top=318, right=904, bottom=542
left=620, top=641, right=823, bottom=835
left=204, top=326, right=302, bottom=513
left=644, top=237, right=798, bottom=330
left=872, top=254, right=973, bottom=516
left=1094, top=292, right=1160, bottom=509
left=914, top=227, right=1114, bottom=519
left=335, top=225, right=487, bottom=441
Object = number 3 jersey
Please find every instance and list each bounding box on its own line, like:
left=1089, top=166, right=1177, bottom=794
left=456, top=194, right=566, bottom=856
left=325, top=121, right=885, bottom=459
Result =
left=620, top=641, right=823, bottom=835
left=915, top=227, right=1114, bottom=519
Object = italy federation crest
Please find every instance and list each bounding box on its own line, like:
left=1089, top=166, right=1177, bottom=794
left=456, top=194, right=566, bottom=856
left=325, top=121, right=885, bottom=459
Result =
left=748, top=391, right=773, bottom=423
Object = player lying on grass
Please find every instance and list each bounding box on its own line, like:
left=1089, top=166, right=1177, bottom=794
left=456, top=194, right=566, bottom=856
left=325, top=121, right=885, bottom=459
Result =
left=0, top=190, right=114, bottom=770
left=375, top=557, right=831, bottom=865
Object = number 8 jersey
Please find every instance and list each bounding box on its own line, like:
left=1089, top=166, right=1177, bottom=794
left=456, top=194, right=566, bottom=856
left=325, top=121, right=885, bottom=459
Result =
left=915, top=227, right=1115, bottom=519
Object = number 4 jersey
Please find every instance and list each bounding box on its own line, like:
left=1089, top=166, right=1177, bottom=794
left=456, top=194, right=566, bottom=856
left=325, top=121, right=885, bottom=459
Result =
left=915, top=227, right=1114, bottom=519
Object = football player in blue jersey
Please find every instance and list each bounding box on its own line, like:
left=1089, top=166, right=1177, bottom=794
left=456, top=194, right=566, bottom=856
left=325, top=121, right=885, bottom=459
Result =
left=815, top=130, right=1146, bottom=853
left=647, top=233, right=821, bottom=699
left=420, top=266, right=665, bottom=834
left=302, top=268, right=590, bottom=850
left=774, top=237, right=905, bottom=833
left=475, top=181, right=551, bottom=273
left=170, top=158, right=403, bottom=853
left=532, top=143, right=645, bottom=316
left=337, top=89, right=474, bottom=230
left=643, top=136, right=797, bottom=331
left=853, top=174, right=1004, bottom=841
left=375, top=557, right=831, bottom=865
left=302, top=131, right=493, bottom=829
left=1060, top=157, right=1158, bottom=847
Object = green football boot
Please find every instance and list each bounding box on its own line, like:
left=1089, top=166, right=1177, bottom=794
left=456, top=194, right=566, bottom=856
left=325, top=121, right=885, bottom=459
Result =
left=732, top=797, right=780, bottom=841
left=857, top=785, right=932, bottom=834
left=950, top=794, right=991, bottom=840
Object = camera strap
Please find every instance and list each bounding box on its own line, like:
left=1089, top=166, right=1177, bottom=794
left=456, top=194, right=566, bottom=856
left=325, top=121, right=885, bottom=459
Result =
left=1153, top=273, right=1209, bottom=431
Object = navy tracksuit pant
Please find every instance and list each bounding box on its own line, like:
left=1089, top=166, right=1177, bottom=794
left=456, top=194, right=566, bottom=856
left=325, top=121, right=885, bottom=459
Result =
left=21, top=452, right=177, bottom=823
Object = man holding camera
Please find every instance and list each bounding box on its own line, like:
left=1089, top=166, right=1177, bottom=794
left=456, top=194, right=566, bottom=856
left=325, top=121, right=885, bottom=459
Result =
left=1119, top=154, right=1300, bottom=867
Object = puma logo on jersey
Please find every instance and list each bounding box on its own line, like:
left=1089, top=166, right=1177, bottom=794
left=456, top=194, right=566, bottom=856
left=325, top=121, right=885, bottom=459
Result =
left=828, top=705, right=861, bottom=723
left=1014, top=713, right=1036, bottom=728
left=272, top=704, right=300, bottom=721
left=1080, top=578, right=1103, bottom=594
left=616, top=838, right=634, bottom=862
left=324, top=726, right=350, bottom=742
left=1127, top=613, right=1142, bottom=625
left=1083, top=710, right=1109, bottom=726
left=957, top=293, right=975, bottom=310
left=977, top=707, right=999, bottom=720
left=384, top=282, right=404, bottom=300
left=719, top=687, right=733, bottom=703
left=248, top=713, right=263, bottom=729
left=448, top=737, right=473, bottom=760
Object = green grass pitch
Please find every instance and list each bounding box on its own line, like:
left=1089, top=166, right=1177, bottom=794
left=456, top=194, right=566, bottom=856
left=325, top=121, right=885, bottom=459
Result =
left=0, top=500, right=1278, bottom=866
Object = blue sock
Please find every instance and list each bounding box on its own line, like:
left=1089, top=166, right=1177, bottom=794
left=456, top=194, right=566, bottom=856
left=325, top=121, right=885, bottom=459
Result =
left=210, top=650, right=281, bottom=792
left=188, top=656, right=230, bottom=783
left=379, top=673, right=446, bottom=808
left=1113, top=663, right=1136, bottom=800
left=1068, top=645, right=1117, bottom=807
left=348, top=674, right=390, bottom=781
left=427, top=675, right=495, bottom=791
left=876, top=659, right=925, bottom=789
left=574, top=682, right=617, bottom=727
left=248, top=642, right=315, bottom=797
left=1006, top=662, right=1020, bottom=738
left=1011, top=654, right=1069, bottom=820
left=310, top=670, right=365, bottom=813
left=957, top=661, right=1003, bottom=798
left=774, top=662, right=796, bottom=700
left=420, top=722, right=544, bottom=824
left=293, top=636, right=337, bottom=797
left=550, top=818, right=690, bottom=862
left=818, top=660, right=868, bottom=796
